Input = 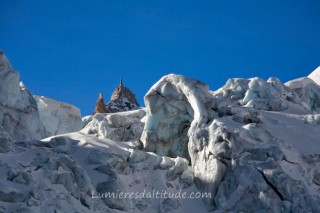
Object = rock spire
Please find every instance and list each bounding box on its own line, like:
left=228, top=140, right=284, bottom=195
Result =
left=106, top=79, right=140, bottom=113
left=93, top=93, right=107, bottom=114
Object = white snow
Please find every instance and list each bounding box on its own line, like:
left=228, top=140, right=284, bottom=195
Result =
left=0, top=132, right=208, bottom=212
left=81, top=109, right=146, bottom=142
left=285, top=77, right=316, bottom=89
left=141, top=73, right=320, bottom=211
left=308, top=66, right=320, bottom=85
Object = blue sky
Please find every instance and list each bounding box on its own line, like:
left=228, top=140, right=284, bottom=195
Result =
left=1, top=0, right=320, bottom=115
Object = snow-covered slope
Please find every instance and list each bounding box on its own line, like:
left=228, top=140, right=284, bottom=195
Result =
left=308, top=66, right=320, bottom=85
left=0, top=132, right=207, bottom=212
left=285, top=77, right=315, bottom=89
left=34, top=96, right=83, bottom=136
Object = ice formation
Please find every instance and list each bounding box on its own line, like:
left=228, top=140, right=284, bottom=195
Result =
left=0, top=50, right=48, bottom=143
left=34, top=95, right=83, bottom=136
left=1, top=50, right=320, bottom=212
left=285, top=78, right=320, bottom=113
left=81, top=109, right=145, bottom=142
left=141, top=74, right=320, bottom=211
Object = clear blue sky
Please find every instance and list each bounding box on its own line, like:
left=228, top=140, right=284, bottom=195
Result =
left=1, top=0, right=320, bottom=115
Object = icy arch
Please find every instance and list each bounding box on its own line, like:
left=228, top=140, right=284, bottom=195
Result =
left=140, top=74, right=212, bottom=162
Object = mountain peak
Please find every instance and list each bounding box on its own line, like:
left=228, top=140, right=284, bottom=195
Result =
left=107, top=81, right=140, bottom=112
left=0, top=50, right=13, bottom=73
left=92, top=81, right=140, bottom=114
left=308, top=66, right=320, bottom=85
left=93, top=93, right=107, bottom=114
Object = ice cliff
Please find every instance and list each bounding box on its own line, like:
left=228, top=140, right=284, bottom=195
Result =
left=34, top=95, right=82, bottom=135
left=0, top=50, right=82, bottom=143
left=0, top=50, right=48, bottom=144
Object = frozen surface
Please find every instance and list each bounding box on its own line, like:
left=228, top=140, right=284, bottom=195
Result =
left=141, top=74, right=320, bottom=211
left=286, top=75, right=320, bottom=113
left=0, top=133, right=207, bottom=213
left=285, top=77, right=316, bottom=89
left=34, top=96, right=83, bottom=136
left=214, top=77, right=301, bottom=111
left=0, top=51, right=48, bottom=142
left=81, top=109, right=146, bottom=142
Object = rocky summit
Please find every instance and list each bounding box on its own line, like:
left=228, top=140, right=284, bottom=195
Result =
left=93, top=80, right=140, bottom=115
left=106, top=79, right=140, bottom=113
left=93, top=93, right=107, bottom=114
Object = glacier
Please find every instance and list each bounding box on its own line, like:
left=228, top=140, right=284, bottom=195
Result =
left=0, top=51, right=320, bottom=212
left=141, top=74, right=320, bottom=211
